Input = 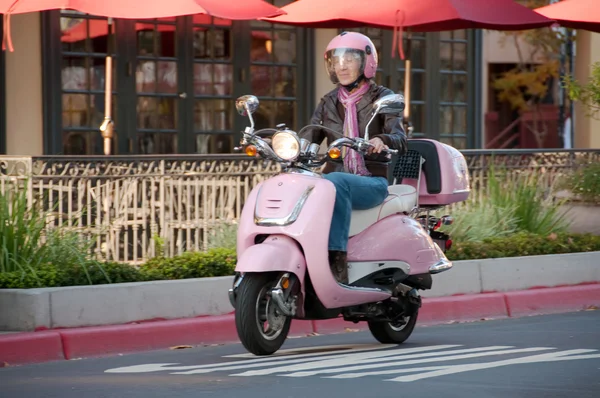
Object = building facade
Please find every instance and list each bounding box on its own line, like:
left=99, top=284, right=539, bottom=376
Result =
left=2, top=7, right=598, bottom=156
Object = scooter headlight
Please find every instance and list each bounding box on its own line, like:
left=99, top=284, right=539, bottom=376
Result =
left=272, top=131, right=300, bottom=161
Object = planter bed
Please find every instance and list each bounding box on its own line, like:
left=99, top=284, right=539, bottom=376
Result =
left=1, top=251, right=598, bottom=332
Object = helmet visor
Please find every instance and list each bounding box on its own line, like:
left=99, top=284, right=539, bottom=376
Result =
left=325, top=48, right=365, bottom=83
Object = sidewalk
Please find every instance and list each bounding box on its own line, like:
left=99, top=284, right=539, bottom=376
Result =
left=1, top=283, right=598, bottom=367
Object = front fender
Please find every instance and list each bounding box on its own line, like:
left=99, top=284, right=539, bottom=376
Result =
left=235, top=234, right=307, bottom=317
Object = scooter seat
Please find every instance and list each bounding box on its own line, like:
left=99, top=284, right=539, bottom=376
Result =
left=348, top=184, right=418, bottom=237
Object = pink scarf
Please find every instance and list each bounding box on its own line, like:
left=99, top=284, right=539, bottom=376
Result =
left=338, top=84, right=371, bottom=176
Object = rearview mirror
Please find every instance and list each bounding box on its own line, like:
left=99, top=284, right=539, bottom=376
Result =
left=372, top=93, right=405, bottom=116
left=235, top=95, right=260, bottom=116
left=364, top=93, right=406, bottom=141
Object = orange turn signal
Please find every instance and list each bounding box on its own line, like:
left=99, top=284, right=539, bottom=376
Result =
left=328, top=147, right=341, bottom=159
left=245, top=145, right=258, bottom=157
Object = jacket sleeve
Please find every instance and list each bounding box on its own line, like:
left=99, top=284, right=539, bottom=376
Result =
left=298, top=98, right=326, bottom=145
left=371, top=88, right=408, bottom=156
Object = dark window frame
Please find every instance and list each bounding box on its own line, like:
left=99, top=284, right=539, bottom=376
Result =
left=40, top=11, right=315, bottom=155
left=41, top=11, right=64, bottom=155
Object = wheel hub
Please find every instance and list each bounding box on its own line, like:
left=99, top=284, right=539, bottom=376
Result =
left=255, top=285, right=287, bottom=341
left=389, top=316, right=409, bottom=331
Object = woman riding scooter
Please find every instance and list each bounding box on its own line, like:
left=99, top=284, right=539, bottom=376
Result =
left=300, top=31, right=408, bottom=285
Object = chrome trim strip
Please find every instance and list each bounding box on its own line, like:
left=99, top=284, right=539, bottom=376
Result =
left=254, top=185, right=315, bottom=227
left=285, top=167, right=322, bottom=177
left=429, top=258, right=453, bottom=274
left=339, top=284, right=392, bottom=293
left=452, top=189, right=471, bottom=194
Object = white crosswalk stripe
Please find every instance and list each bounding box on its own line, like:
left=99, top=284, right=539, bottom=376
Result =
left=172, top=344, right=460, bottom=375
left=230, top=346, right=518, bottom=377
left=104, top=344, right=600, bottom=383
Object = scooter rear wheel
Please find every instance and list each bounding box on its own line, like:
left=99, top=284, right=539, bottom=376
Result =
left=367, top=311, right=418, bottom=344
left=235, top=273, right=292, bottom=356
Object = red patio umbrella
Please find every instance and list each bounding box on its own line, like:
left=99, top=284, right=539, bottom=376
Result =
left=60, top=16, right=271, bottom=43
left=1, top=0, right=285, bottom=19
left=262, top=0, right=555, bottom=136
left=60, top=15, right=227, bottom=43
left=262, top=0, right=554, bottom=31
left=535, top=0, right=600, bottom=33
left=1, top=0, right=285, bottom=51
left=1, top=0, right=285, bottom=155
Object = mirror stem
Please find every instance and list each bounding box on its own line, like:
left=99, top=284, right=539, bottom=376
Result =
left=403, top=118, right=414, bottom=139
left=364, top=110, right=379, bottom=141
left=246, top=104, right=255, bottom=131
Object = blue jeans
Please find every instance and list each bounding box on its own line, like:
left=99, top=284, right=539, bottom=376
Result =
left=323, top=172, right=389, bottom=252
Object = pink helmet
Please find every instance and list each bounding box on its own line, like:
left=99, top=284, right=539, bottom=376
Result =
left=324, top=31, right=378, bottom=85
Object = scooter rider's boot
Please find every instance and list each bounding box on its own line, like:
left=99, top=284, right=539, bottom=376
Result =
left=328, top=250, right=349, bottom=284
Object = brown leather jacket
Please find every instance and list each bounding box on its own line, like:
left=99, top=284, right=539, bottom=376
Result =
left=300, top=81, right=408, bottom=179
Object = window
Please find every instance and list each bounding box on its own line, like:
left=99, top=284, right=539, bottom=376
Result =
left=134, top=17, right=179, bottom=154
left=249, top=0, right=301, bottom=132
left=438, top=30, right=468, bottom=149
left=59, top=12, right=116, bottom=155
left=396, top=33, right=427, bottom=138
left=192, top=15, right=234, bottom=154
left=44, top=8, right=313, bottom=155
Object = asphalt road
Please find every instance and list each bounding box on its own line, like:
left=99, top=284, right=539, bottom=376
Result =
left=1, top=311, right=599, bottom=398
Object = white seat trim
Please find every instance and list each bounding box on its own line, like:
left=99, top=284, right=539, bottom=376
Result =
left=348, top=184, right=417, bottom=237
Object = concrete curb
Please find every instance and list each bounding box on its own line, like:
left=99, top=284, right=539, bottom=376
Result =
left=1, top=283, right=599, bottom=367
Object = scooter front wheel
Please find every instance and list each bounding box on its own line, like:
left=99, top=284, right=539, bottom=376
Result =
left=234, top=273, right=292, bottom=355
left=367, top=311, right=418, bottom=344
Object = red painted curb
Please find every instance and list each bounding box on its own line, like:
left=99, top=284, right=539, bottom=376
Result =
left=0, top=331, right=64, bottom=365
left=504, top=284, right=600, bottom=317
left=60, top=314, right=238, bottom=360
left=419, top=293, right=509, bottom=324
left=60, top=313, right=315, bottom=360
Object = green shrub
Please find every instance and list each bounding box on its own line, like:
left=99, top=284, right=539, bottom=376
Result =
left=441, top=166, right=571, bottom=241
left=42, top=228, right=113, bottom=285
left=486, top=166, right=571, bottom=235
left=57, top=261, right=147, bottom=286
left=0, top=261, right=146, bottom=289
left=439, top=202, right=519, bottom=242
left=0, top=247, right=237, bottom=289
left=0, top=184, right=48, bottom=273
left=560, top=162, right=600, bottom=205
left=0, top=184, right=114, bottom=287
left=447, top=232, right=600, bottom=261
left=139, top=247, right=237, bottom=280
left=3, top=232, right=599, bottom=289
left=0, top=263, right=62, bottom=289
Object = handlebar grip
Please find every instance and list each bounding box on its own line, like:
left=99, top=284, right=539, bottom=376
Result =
left=386, top=148, right=398, bottom=155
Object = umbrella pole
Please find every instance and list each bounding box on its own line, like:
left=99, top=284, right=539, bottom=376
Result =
left=567, top=29, right=574, bottom=148
left=99, top=18, right=114, bottom=155
left=403, top=34, right=413, bottom=138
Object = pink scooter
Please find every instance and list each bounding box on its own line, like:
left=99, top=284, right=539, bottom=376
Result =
left=228, top=93, right=471, bottom=356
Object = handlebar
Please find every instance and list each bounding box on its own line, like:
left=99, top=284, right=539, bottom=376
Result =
left=237, top=126, right=398, bottom=168
left=330, top=137, right=398, bottom=156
